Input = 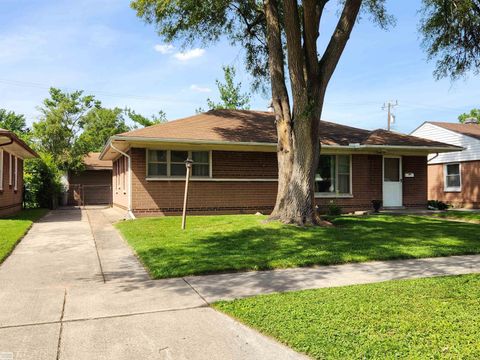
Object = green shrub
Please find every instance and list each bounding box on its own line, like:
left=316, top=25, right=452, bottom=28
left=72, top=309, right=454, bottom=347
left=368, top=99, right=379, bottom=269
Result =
left=24, top=154, right=62, bottom=209
left=327, top=201, right=342, bottom=216
left=428, top=200, right=450, bottom=211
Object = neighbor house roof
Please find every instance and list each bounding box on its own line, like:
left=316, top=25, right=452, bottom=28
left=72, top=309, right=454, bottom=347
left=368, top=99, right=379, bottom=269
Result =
left=100, top=110, right=461, bottom=159
left=427, top=121, right=480, bottom=141
left=0, top=128, right=38, bottom=159
left=83, top=152, right=112, bottom=170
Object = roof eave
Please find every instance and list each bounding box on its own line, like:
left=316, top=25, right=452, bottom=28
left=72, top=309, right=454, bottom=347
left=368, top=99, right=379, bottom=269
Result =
left=99, top=135, right=462, bottom=159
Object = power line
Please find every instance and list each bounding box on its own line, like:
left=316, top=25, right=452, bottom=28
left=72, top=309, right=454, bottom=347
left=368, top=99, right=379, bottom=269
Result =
left=382, top=100, right=398, bottom=131
left=0, top=78, right=168, bottom=102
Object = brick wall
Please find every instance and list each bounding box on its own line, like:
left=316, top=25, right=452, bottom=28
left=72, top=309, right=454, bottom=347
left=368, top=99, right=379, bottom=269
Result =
left=213, top=151, right=277, bottom=178
left=0, top=151, right=24, bottom=217
left=126, top=149, right=429, bottom=216
left=402, top=156, right=428, bottom=208
left=428, top=160, right=480, bottom=208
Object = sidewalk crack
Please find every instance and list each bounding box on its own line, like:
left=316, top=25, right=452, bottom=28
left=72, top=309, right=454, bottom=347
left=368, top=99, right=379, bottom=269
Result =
left=56, top=288, right=67, bottom=360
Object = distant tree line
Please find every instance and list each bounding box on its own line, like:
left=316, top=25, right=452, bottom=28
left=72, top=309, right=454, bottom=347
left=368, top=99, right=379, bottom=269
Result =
left=0, top=87, right=166, bottom=208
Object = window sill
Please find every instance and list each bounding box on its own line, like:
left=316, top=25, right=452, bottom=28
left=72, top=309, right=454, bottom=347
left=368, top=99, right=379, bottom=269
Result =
left=145, top=177, right=277, bottom=182
left=315, top=193, right=353, bottom=199
left=444, top=188, right=461, bottom=193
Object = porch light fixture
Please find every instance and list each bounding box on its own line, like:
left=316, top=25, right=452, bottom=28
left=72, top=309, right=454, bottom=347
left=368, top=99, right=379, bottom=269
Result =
left=181, top=158, right=194, bottom=230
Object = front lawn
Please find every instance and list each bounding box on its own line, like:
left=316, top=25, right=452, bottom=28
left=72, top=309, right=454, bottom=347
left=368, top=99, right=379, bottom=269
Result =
left=0, top=208, right=48, bottom=264
left=214, top=274, right=480, bottom=359
left=433, top=210, right=480, bottom=223
left=115, top=214, right=480, bottom=278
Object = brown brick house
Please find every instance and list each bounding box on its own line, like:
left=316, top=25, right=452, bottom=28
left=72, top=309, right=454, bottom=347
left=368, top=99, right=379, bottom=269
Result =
left=99, top=110, right=461, bottom=217
left=67, top=152, right=112, bottom=206
left=412, top=121, right=480, bottom=208
left=0, top=129, right=38, bottom=216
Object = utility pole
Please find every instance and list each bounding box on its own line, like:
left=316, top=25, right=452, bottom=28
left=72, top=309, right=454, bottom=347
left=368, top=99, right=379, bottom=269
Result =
left=382, top=100, right=398, bottom=131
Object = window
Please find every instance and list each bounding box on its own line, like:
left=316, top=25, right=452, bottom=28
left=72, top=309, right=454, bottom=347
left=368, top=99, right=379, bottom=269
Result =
left=9, top=154, right=12, bottom=186
left=315, top=155, right=351, bottom=195
left=14, top=156, right=18, bottom=191
left=444, top=163, right=461, bottom=191
left=123, top=156, right=128, bottom=191
left=0, top=149, right=3, bottom=191
left=146, top=150, right=211, bottom=178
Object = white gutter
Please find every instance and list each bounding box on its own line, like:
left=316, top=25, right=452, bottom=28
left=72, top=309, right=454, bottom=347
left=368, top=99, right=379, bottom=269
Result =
left=102, top=135, right=462, bottom=153
left=110, top=142, right=135, bottom=220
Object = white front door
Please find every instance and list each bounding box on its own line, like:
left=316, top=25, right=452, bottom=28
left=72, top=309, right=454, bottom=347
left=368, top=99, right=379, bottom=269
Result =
left=383, top=156, right=403, bottom=207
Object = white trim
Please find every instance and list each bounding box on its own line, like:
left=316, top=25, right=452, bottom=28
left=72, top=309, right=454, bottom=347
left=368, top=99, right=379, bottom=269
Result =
left=0, top=149, right=3, bottom=191
left=146, top=149, right=212, bottom=179
left=145, top=177, right=277, bottom=182
left=9, top=153, right=12, bottom=186
left=444, top=162, right=462, bottom=192
left=382, top=155, right=403, bottom=207
left=14, top=156, right=18, bottom=191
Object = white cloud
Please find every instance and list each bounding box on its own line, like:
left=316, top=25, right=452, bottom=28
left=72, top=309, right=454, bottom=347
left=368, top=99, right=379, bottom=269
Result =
left=190, top=84, right=212, bottom=93
left=154, top=44, right=174, bottom=54
left=173, top=48, right=205, bottom=61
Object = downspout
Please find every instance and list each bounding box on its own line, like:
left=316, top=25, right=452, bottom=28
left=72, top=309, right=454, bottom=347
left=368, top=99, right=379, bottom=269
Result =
left=110, top=142, right=135, bottom=219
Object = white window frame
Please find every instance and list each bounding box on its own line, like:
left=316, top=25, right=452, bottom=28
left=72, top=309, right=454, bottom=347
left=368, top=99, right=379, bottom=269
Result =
left=0, top=149, right=3, bottom=191
left=444, top=162, right=461, bottom=192
left=146, top=149, right=212, bottom=179
left=14, top=156, right=18, bottom=191
left=9, top=153, right=12, bottom=186
left=123, top=156, right=127, bottom=193
left=315, top=154, right=353, bottom=198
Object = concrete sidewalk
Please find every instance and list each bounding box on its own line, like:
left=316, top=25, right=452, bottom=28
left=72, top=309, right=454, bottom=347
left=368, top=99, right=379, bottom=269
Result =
left=186, top=254, right=480, bottom=303
left=0, top=208, right=306, bottom=360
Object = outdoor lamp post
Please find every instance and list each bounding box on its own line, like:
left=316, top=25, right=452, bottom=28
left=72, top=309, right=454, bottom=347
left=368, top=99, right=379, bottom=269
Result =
left=181, top=158, right=194, bottom=230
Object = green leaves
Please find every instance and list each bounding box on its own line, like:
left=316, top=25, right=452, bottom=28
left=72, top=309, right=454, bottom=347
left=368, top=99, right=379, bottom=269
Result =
left=420, top=0, right=480, bottom=80
left=203, top=65, right=251, bottom=111
left=458, top=108, right=480, bottom=124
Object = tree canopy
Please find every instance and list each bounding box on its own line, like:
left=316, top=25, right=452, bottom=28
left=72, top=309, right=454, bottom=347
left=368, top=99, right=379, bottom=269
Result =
left=421, top=0, right=480, bottom=80
left=458, top=108, right=480, bottom=123
left=0, top=108, right=30, bottom=141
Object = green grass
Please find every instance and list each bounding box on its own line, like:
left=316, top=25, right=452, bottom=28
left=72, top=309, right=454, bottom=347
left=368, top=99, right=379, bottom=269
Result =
left=214, top=274, right=480, bottom=359
left=115, top=214, right=480, bottom=279
left=433, top=210, right=480, bottom=223
left=0, top=208, right=48, bottom=264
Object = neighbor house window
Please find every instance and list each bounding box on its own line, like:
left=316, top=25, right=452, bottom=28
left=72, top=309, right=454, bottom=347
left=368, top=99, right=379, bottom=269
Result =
left=9, top=154, right=12, bottom=186
left=0, top=149, right=3, bottom=191
left=14, top=156, right=18, bottom=191
left=147, top=150, right=211, bottom=178
left=444, top=163, right=461, bottom=191
left=315, top=155, right=351, bottom=195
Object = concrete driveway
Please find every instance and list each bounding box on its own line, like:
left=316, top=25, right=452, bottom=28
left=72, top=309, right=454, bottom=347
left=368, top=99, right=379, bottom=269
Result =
left=0, top=208, right=305, bottom=360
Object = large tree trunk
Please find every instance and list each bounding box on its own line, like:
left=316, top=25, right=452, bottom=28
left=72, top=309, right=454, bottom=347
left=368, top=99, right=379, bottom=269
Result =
left=265, top=0, right=362, bottom=226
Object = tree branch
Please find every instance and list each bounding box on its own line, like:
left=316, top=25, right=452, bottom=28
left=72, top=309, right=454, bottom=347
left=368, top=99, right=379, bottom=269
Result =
left=319, top=0, right=362, bottom=87
left=284, top=0, right=306, bottom=94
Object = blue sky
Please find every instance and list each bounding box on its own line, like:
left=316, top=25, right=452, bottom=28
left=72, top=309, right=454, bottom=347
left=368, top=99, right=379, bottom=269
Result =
left=0, top=0, right=479, bottom=134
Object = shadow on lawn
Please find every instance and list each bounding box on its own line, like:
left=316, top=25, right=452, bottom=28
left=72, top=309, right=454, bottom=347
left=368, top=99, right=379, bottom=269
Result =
left=137, top=215, right=480, bottom=279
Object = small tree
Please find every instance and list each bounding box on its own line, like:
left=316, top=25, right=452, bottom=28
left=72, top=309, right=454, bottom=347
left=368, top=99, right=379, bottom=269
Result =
left=204, top=65, right=251, bottom=111
left=458, top=108, right=480, bottom=124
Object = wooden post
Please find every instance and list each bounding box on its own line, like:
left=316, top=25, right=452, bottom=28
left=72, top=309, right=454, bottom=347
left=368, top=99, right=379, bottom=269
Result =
left=181, top=159, right=193, bottom=230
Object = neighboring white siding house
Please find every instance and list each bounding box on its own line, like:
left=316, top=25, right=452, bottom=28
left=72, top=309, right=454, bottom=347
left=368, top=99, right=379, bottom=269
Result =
left=411, top=121, right=480, bottom=208
left=412, top=122, right=480, bottom=163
